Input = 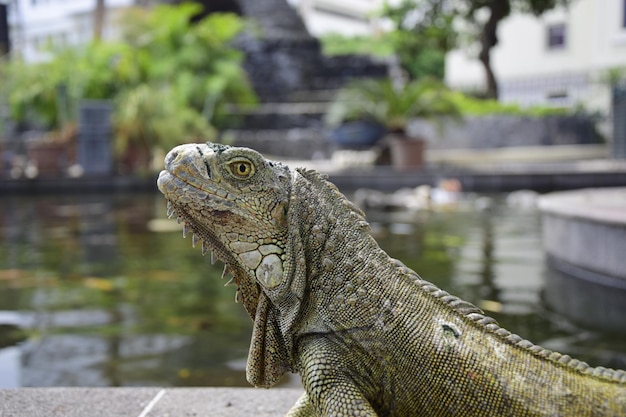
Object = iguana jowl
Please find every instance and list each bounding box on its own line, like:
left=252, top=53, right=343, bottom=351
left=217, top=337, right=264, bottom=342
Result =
left=157, top=142, right=626, bottom=417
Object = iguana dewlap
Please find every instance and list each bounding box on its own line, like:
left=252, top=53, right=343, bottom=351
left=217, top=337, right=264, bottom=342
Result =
left=157, top=142, right=626, bottom=417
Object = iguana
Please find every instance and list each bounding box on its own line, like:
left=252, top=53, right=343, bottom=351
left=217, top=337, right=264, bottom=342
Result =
left=157, top=142, right=626, bottom=417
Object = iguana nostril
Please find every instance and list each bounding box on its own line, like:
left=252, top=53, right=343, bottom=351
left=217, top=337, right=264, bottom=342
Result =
left=195, top=145, right=211, bottom=178
left=165, top=149, right=179, bottom=167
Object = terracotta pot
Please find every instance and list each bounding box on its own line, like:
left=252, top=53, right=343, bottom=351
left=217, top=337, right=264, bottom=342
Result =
left=388, top=135, right=426, bottom=170
left=28, top=142, right=68, bottom=176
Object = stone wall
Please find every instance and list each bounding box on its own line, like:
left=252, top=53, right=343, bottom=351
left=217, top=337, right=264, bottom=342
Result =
left=230, top=114, right=605, bottom=160
left=226, top=128, right=329, bottom=159
left=231, top=0, right=387, bottom=101
left=410, top=114, right=604, bottom=150
left=236, top=37, right=388, bottom=102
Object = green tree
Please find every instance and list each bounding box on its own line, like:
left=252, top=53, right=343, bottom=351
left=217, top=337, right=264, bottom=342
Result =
left=381, top=0, right=457, bottom=80
left=463, top=0, right=572, bottom=99
left=382, top=0, right=572, bottom=98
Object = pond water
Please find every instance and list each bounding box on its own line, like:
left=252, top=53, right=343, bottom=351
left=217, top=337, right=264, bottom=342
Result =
left=0, top=192, right=624, bottom=388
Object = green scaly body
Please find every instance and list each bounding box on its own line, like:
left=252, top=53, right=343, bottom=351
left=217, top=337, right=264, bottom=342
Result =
left=158, top=142, right=626, bottom=417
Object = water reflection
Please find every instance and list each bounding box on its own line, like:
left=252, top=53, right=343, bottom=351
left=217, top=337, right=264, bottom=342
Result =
left=0, top=193, right=624, bottom=387
left=0, top=194, right=253, bottom=387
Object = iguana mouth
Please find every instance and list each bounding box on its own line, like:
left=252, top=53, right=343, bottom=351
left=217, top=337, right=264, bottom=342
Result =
left=165, top=200, right=231, bottom=261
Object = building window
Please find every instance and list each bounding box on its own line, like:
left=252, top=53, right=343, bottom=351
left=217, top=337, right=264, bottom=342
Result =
left=547, top=23, right=566, bottom=49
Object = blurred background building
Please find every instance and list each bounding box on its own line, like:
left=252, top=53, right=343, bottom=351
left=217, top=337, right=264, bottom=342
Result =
left=5, top=0, right=386, bottom=61
left=446, top=0, right=626, bottom=111
left=292, top=0, right=626, bottom=112
left=4, top=0, right=136, bottom=62
left=7, top=0, right=622, bottom=109
left=288, top=0, right=389, bottom=37
left=3, top=0, right=626, bottom=149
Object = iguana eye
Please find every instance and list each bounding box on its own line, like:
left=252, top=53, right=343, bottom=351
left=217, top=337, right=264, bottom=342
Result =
left=228, top=159, right=255, bottom=179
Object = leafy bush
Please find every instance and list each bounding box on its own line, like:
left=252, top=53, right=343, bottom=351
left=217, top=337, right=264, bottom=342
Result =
left=326, top=77, right=461, bottom=134
left=113, top=84, right=217, bottom=158
left=318, top=32, right=446, bottom=80
left=0, top=4, right=257, bottom=171
left=380, top=0, right=457, bottom=80
left=449, top=92, right=569, bottom=117
left=319, top=33, right=394, bottom=57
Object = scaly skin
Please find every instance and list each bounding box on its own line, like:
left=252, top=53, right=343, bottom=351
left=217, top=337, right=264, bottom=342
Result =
left=157, top=142, right=626, bottom=417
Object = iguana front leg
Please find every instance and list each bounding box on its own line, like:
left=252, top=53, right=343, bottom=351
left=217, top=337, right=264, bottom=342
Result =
left=294, top=336, right=379, bottom=417
left=286, top=392, right=316, bottom=416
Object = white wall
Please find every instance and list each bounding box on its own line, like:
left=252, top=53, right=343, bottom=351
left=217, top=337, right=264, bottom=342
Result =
left=596, top=0, right=626, bottom=69
left=445, top=0, right=626, bottom=110
left=8, top=0, right=133, bottom=61
left=292, top=0, right=390, bottom=36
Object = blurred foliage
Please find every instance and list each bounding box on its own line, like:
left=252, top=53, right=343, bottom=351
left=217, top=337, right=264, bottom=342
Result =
left=380, top=0, right=457, bottom=80
left=318, top=1, right=456, bottom=80
left=449, top=92, right=568, bottom=117
left=0, top=4, right=257, bottom=170
left=319, top=33, right=394, bottom=58
left=598, top=66, right=626, bottom=88
left=113, top=84, right=217, bottom=158
left=327, top=76, right=569, bottom=136
left=326, top=77, right=461, bottom=133
left=319, top=0, right=574, bottom=101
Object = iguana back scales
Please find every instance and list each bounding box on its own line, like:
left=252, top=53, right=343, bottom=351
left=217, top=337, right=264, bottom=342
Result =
left=157, top=142, right=626, bottom=416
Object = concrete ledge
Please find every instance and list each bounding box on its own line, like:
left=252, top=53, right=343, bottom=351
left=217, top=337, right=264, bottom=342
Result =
left=543, top=256, right=626, bottom=333
left=0, top=387, right=303, bottom=417
left=3, top=148, right=626, bottom=194
left=538, top=186, right=626, bottom=225
left=539, top=187, right=626, bottom=332
left=538, top=188, right=626, bottom=277
left=0, top=176, right=158, bottom=195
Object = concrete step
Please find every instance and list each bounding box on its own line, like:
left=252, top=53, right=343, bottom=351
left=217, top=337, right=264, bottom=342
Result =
left=224, top=128, right=330, bottom=159
left=224, top=102, right=330, bottom=130
left=426, top=144, right=610, bottom=169
left=0, top=387, right=303, bottom=417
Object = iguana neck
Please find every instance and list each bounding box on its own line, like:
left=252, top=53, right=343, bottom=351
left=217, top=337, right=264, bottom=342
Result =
left=266, top=168, right=391, bottom=337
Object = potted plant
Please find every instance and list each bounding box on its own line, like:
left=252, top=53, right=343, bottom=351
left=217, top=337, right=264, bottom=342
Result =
left=326, top=77, right=460, bottom=169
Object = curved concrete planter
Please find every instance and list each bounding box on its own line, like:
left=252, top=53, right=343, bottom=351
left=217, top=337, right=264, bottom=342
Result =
left=538, top=188, right=626, bottom=332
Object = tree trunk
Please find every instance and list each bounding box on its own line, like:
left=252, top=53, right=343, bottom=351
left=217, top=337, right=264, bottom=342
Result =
left=93, top=0, right=105, bottom=41
left=478, top=1, right=510, bottom=100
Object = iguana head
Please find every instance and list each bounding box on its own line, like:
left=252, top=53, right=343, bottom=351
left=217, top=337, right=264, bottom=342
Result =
left=157, top=142, right=295, bottom=387
left=157, top=142, right=292, bottom=308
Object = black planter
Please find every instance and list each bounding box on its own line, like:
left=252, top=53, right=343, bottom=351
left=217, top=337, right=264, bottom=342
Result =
left=330, top=121, right=386, bottom=150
